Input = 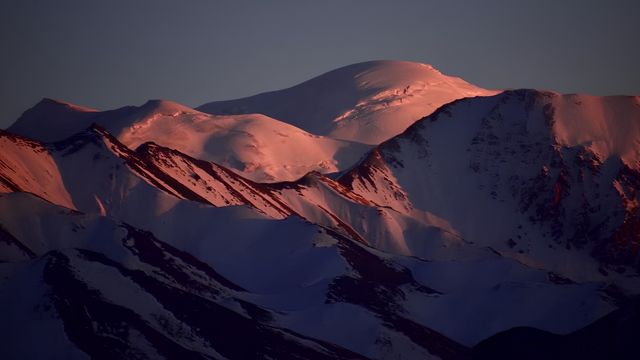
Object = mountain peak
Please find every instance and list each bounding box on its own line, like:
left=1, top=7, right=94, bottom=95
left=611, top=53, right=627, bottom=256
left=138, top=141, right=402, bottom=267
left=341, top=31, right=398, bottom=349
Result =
left=137, top=99, right=198, bottom=116
left=34, top=97, right=97, bottom=112
left=7, top=98, right=99, bottom=142
left=198, top=60, right=498, bottom=144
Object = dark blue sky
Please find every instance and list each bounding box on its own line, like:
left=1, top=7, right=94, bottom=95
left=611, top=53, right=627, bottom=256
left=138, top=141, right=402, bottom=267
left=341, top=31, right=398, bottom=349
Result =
left=1, top=0, right=639, bottom=128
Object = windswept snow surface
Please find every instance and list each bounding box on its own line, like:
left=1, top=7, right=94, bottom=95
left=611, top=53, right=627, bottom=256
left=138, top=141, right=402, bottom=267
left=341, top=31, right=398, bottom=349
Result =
left=9, top=98, right=370, bottom=182
left=198, top=60, right=499, bottom=144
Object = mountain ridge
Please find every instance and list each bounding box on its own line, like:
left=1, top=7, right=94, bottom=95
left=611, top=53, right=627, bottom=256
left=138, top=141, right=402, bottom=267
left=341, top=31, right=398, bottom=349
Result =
left=1, top=62, right=640, bottom=359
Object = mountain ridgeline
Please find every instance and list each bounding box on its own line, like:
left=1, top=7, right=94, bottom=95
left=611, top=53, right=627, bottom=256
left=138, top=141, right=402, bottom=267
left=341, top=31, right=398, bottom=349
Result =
left=1, top=61, right=639, bottom=359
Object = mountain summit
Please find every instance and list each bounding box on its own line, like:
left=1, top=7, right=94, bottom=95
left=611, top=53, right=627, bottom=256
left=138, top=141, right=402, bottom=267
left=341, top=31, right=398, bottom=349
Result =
left=197, top=60, right=499, bottom=144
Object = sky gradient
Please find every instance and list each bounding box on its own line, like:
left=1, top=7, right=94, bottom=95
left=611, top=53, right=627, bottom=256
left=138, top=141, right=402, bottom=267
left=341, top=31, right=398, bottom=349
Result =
left=1, top=0, right=639, bottom=128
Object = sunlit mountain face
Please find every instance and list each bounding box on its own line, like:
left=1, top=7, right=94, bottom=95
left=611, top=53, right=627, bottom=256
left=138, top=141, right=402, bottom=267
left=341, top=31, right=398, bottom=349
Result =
left=1, top=61, right=639, bottom=360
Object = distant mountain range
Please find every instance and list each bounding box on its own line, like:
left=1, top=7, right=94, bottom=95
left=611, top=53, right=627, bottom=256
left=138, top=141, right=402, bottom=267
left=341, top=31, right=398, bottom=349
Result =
left=1, top=60, right=639, bottom=359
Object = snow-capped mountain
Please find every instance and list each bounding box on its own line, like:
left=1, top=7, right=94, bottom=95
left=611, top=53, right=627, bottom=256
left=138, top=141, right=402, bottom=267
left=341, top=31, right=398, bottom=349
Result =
left=1, top=61, right=639, bottom=359
left=0, top=125, right=480, bottom=259
left=114, top=100, right=371, bottom=183
left=198, top=60, right=498, bottom=144
left=339, top=90, right=640, bottom=278
left=8, top=99, right=370, bottom=182
left=8, top=61, right=496, bottom=182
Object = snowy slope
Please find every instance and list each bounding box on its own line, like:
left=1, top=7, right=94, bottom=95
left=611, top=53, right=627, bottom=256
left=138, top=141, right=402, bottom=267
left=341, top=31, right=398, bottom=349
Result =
left=198, top=60, right=499, bottom=144
left=8, top=99, right=370, bottom=182
left=0, top=130, right=75, bottom=209
left=340, top=90, right=640, bottom=282
left=264, top=171, right=471, bottom=260
left=0, top=126, right=470, bottom=260
left=0, top=191, right=621, bottom=356
left=117, top=100, right=372, bottom=182
left=0, top=193, right=370, bottom=360
left=1, top=124, right=284, bottom=224
left=0, top=192, right=466, bottom=359
left=0, top=126, right=486, bottom=260
left=48, top=125, right=217, bottom=218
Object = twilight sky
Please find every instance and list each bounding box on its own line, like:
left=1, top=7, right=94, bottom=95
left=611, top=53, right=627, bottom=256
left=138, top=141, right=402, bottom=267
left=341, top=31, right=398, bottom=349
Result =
left=1, top=0, right=639, bottom=129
